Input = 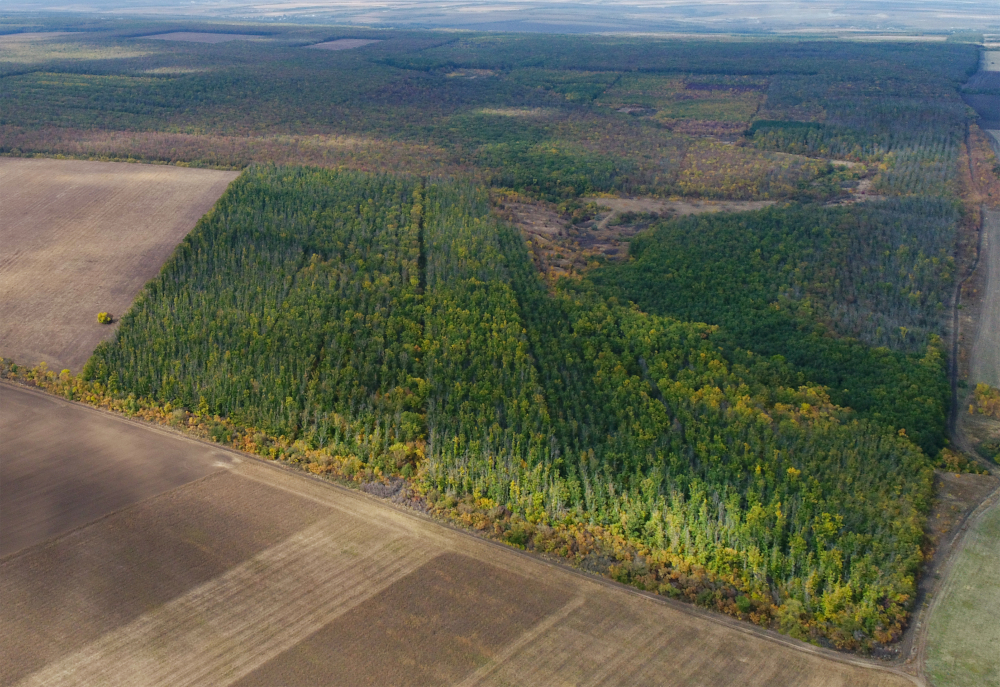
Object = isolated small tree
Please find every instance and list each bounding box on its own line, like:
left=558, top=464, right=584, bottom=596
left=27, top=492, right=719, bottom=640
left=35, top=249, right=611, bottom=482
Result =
left=97, top=312, right=113, bottom=324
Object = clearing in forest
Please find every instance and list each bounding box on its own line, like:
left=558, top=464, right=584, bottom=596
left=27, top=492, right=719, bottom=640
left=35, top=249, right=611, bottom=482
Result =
left=0, top=386, right=918, bottom=687
left=504, top=196, right=776, bottom=276
left=0, top=158, right=237, bottom=373
left=970, top=209, right=1000, bottom=388
left=307, top=39, right=382, bottom=50
left=142, top=33, right=263, bottom=43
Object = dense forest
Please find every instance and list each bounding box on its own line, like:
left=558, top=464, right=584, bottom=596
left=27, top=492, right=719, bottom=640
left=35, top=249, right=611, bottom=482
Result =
left=85, top=166, right=935, bottom=650
left=0, top=18, right=981, bottom=200
left=587, top=200, right=957, bottom=454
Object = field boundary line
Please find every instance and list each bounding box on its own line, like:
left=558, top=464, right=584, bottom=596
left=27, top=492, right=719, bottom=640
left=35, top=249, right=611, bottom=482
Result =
left=453, top=595, right=587, bottom=687
left=0, top=469, right=233, bottom=567
left=0, top=379, right=926, bottom=683
left=0, top=380, right=245, bottom=465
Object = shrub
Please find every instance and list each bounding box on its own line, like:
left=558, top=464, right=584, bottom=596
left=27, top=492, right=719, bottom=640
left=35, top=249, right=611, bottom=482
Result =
left=96, top=312, right=113, bottom=324
left=970, top=383, right=1000, bottom=420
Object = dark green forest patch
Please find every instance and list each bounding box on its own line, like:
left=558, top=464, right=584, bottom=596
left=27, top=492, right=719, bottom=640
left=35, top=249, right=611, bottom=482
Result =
left=588, top=200, right=956, bottom=454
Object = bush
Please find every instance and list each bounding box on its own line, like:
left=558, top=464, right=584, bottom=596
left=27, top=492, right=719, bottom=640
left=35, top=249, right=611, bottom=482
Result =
left=97, top=312, right=113, bottom=324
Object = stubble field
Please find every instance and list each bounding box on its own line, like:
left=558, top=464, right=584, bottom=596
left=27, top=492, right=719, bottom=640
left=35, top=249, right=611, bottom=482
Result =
left=1, top=384, right=920, bottom=687
left=0, top=158, right=237, bottom=372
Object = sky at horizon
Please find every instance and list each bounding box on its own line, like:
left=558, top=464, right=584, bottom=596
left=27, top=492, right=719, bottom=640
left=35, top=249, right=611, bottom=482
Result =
left=3, top=1, right=999, bottom=34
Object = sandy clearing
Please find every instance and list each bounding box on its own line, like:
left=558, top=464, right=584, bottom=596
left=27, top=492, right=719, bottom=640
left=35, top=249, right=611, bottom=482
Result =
left=0, top=384, right=235, bottom=557
left=141, top=32, right=262, bottom=43
left=503, top=197, right=779, bottom=278
left=983, top=51, right=1000, bottom=71
left=1, top=389, right=921, bottom=687
left=970, top=208, right=1000, bottom=388
left=0, top=158, right=238, bottom=373
left=307, top=38, right=382, bottom=50
left=581, top=196, right=775, bottom=220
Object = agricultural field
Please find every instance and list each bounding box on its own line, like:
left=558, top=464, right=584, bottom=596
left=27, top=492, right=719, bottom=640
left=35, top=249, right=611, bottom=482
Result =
left=0, top=158, right=237, bottom=372
left=307, top=38, right=382, bottom=50
left=0, top=386, right=918, bottom=687
left=925, top=493, right=1000, bottom=687
left=0, top=384, right=234, bottom=557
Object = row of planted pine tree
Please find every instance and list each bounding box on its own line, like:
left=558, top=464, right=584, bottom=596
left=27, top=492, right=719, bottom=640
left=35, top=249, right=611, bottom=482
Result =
left=86, top=164, right=933, bottom=649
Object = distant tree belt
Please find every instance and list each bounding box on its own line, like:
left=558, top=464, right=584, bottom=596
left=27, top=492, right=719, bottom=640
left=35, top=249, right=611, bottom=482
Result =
left=587, top=199, right=956, bottom=454
left=0, top=30, right=978, bottom=201
left=87, top=165, right=934, bottom=650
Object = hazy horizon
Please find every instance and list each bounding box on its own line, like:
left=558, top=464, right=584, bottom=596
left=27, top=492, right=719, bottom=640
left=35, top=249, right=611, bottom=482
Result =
left=3, top=0, right=999, bottom=34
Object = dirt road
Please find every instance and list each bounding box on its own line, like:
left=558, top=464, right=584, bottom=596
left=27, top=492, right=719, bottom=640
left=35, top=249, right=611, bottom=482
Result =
left=970, top=208, right=1000, bottom=388
left=1, top=386, right=920, bottom=687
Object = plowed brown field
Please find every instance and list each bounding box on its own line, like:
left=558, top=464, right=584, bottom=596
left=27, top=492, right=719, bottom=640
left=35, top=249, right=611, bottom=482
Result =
left=0, top=158, right=237, bottom=372
left=1, top=384, right=921, bottom=687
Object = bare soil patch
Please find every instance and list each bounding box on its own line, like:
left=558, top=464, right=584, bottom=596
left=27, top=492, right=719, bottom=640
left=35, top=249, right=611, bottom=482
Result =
left=448, top=69, right=497, bottom=79
left=657, top=119, right=748, bottom=137
left=499, top=197, right=776, bottom=279
left=582, top=196, right=775, bottom=218
left=961, top=411, right=1000, bottom=464
left=1, top=390, right=920, bottom=686
left=0, top=384, right=236, bottom=557
left=923, top=472, right=998, bottom=570
left=478, top=107, right=552, bottom=117
left=307, top=39, right=382, bottom=50
left=142, top=32, right=262, bottom=43
left=0, top=158, right=237, bottom=372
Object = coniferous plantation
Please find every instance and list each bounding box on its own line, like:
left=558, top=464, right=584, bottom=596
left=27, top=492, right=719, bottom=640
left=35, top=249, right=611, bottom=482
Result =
left=589, top=200, right=957, bottom=455
left=4, top=17, right=994, bottom=659
left=85, top=165, right=933, bottom=650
